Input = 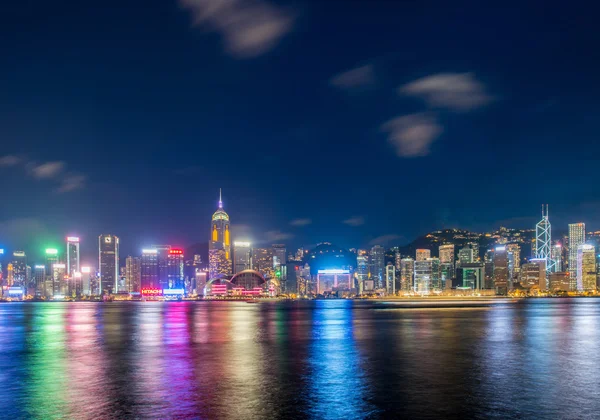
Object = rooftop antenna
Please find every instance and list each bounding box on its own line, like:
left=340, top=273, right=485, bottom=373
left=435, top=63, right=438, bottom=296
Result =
left=219, top=188, right=223, bottom=209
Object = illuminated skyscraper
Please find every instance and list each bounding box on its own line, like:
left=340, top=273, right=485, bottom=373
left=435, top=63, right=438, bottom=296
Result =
left=34, top=265, right=46, bottom=296
left=356, top=249, right=369, bottom=286
left=141, top=249, right=159, bottom=289
left=370, top=245, right=385, bottom=289
left=209, top=189, right=232, bottom=278
left=152, top=245, right=171, bottom=289
left=551, top=243, right=562, bottom=272
left=414, top=259, right=433, bottom=294
left=253, top=248, right=274, bottom=279
left=535, top=205, right=553, bottom=272
left=98, top=234, right=119, bottom=295
left=493, top=246, right=509, bottom=295
left=234, top=242, right=252, bottom=273
left=126, top=256, right=141, bottom=293
left=10, top=251, right=27, bottom=287
left=568, top=223, right=586, bottom=289
left=385, top=263, right=395, bottom=295
left=458, top=247, right=473, bottom=266
left=439, top=244, right=455, bottom=264
left=66, top=237, right=80, bottom=276
left=506, top=243, right=520, bottom=282
left=167, top=249, right=184, bottom=289
left=577, top=244, right=596, bottom=291
left=45, top=248, right=59, bottom=289
left=439, top=244, right=455, bottom=282
left=521, top=259, right=547, bottom=289
left=394, top=251, right=402, bottom=271
left=400, top=258, right=414, bottom=292
left=429, top=257, right=441, bottom=290
left=416, top=249, right=431, bottom=262
left=52, top=263, right=66, bottom=296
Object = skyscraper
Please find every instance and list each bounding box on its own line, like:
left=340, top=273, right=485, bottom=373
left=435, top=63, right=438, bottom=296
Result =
left=10, top=251, right=27, bottom=287
left=439, top=244, right=455, bottom=264
left=272, top=244, right=287, bottom=268
left=493, top=246, right=509, bottom=295
left=209, top=190, right=232, bottom=278
left=385, top=263, right=395, bottom=295
left=141, top=249, right=159, bottom=290
left=577, top=244, right=596, bottom=291
left=126, top=256, right=141, bottom=293
left=66, top=236, right=80, bottom=276
left=535, top=205, right=553, bottom=272
left=167, top=249, right=184, bottom=289
left=551, top=243, right=562, bottom=273
left=429, top=257, right=441, bottom=290
left=98, top=234, right=119, bottom=295
left=400, top=258, right=414, bottom=292
left=356, top=249, right=369, bottom=287
left=370, top=245, right=385, bottom=289
left=458, top=247, right=474, bottom=266
left=568, top=223, right=586, bottom=290
left=416, top=249, right=431, bottom=262
left=439, top=244, right=455, bottom=282
left=233, top=242, right=252, bottom=273
left=414, top=259, right=433, bottom=294
left=253, top=248, right=274, bottom=279
left=33, top=265, right=46, bottom=297
left=506, top=243, right=521, bottom=283
left=153, top=245, right=171, bottom=289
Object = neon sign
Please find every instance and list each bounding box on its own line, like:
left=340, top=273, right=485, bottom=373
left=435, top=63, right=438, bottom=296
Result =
left=66, top=237, right=80, bottom=242
left=169, top=249, right=183, bottom=255
left=141, top=288, right=162, bottom=296
left=163, top=288, right=185, bottom=295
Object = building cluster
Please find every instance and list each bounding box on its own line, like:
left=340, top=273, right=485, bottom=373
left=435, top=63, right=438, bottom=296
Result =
left=1, top=202, right=598, bottom=300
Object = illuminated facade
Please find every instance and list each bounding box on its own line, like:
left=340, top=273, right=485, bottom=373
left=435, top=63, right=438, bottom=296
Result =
left=535, top=205, right=553, bottom=272
left=209, top=190, right=232, bottom=278
left=385, top=264, right=395, bottom=295
left=439, top=244, right=455, bottom=264
left=356, top=249, right=369, bottom=285
left=316, top=269, right=353, bottom=295
left=370, top=245, right=385, bottom=289
left=10, top=251, right=27, bottom=287
left=34, top=265, right=46, bottom=296
left=521, top=259, right=546, bottom=289
left=416, top=249, right=431, bottom=262
left=98, top=234, right=119, bottom=295
left=458, top=247, right=473, bottom=266
left=568, top=223, right=585, bottom=289
left=506, top=243, right=520, bottom=282
left=493, top=246, right=509, bottom=295
left=551, top=244, right=562, bottom=272
left=429, top=257, right=441, bottom=290
left=458, top=263, right=484, bottom=290
left=414, top=259, right=432, bottom=294
left=66, top=237, right=80, bottom=276
left=233, top=242, right=252, bottom=273
left=126, top=256, right=141, bottom=293
left=253, top=248, right=274, bottom=279
left=52, top=263, right=66, bottom=296
left=167, top=249, right=184, bottom=289
left=141, top=249, right=159, bottom=289
left=400, top=258, right=414, bottom=292
left=577, top=244, right=596, bottom=291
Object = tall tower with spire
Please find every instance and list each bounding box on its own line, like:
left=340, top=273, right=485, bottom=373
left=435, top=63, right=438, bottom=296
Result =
left=535, top=204, right=554, bottom=272
left=208, top=189, right=232, bottom=278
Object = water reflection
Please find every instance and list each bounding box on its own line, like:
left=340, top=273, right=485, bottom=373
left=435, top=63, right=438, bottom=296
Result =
left=1, top=300, right=600, bottom=419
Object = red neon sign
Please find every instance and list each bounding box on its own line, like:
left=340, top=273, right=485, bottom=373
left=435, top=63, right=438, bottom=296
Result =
left=169, top=249, right=183, bottom=255
left=141, top=288, right=162, bottom=295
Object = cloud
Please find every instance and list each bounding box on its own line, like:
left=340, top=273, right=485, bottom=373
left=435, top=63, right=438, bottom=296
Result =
left=369, top=234, right=402, bottom=246
left=57, top=175, right=87, bottom=193
left=180, top=0, right=294, bottom=58
left=265, top=230, right=294, bottom=242
left=31, top=161, right=65, bottom=179
left=330, top=64, right=375, bottom=90
left=231, top=223, right=254, bottom=240
left=343, top=216, right=365, bottom=227
left=0, top=155, right=21, bottom=166
left=0, top=156, right=85, bottom=193
left=381, top=113, right=443, bottom=157
left=290, top=218, right=312, bottom=227
left=399, top=72, right=492, bottom=111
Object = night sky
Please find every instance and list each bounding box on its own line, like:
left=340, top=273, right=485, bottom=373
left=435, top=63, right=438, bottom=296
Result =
left=1, top=0, right=599, bottom=261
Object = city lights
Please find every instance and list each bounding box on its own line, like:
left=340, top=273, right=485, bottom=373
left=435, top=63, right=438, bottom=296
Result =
left=45, top=248, right=58, bottom=255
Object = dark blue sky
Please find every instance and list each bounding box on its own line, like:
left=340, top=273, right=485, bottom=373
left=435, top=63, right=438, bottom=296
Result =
left=1, top=0, right=599, bottom=260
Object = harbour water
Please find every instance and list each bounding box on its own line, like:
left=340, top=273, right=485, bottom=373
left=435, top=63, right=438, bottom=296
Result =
left=1, top=299, right=599, bottom=419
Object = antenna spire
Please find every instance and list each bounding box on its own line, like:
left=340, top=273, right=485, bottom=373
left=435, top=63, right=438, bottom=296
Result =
left=219, top=188, right=223, bottom=209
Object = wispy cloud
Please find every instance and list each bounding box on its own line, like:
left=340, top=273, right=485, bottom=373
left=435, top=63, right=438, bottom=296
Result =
left=399, top=72, right=492, bottom=111
left=180, top=0, right=295, bottom=58
left=369, top=234, right=402, bottom=246
left=0, top=155, right=22, bottom=166
left=330, top=64, right=375, bottom=90
left=381, top=113, right=443, bottom=157
left=265, top=230, right=294, bottom=242
left=343, top=216, right=365, bottom=227
left=0, top=155, right=86, bottom=193
left=290, top=218, right=312, bottom=227
left=31, top=161, right=65, bottom=179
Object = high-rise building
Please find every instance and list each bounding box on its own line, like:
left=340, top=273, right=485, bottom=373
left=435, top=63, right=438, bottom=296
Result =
left=535, top=205, right=553, bottom=272
left=253, top=248, right=274, bottom=279
left=152, top=245, right=171, bottom=289
left=126, top=256, right=141, bottom=293
left=272, top=244, right=286, bottom=268
left=458, top=247, right=474, bottom=266
left=394, top=251, right=402, bottom=271
left=493, top=246, right=509, bottom=295
left=577, top=244, right=596, bottom=291
left=568, top=223, right=586, bottom=289
left=98, top=234, right=119, bottom=295
left=209, top=190, right=232, bottom=278
left=429, top=257, right=441, bottom=290
left=414, top=259, right=433, bottom=294
left=467, top=242, right=480, bottom=261
left=506, top=243, right=521, bottom=283
left=167, top=249, right=184, bottom=289
left=141, top=249, right=159, bottom=290
left=356, top=249, right=369, bottom=286
left=33, top=265, right=46, bottom=297
left=233, top=242, right=252, bottom=273
left=440, top=263, right=454, bottom=288
left=400, top=258, right=414, bottom=292
left=416, top=249, right=431, bottom=262
left=439, top=244, right=455, bottom=264
left=81, top=266, right=92, bottom=295
left=385, top=263, right=395, bottom=295
left=521, top=259, right=547, bottom=289
left=551, top=243, right=563, bottom=273
left=457, top=263, right=485, bottom=290
left=370, top=245, right=385, bottom=289
left=52, top=263, right=66, bottom=296
left=10, top=251, right=27, bottom=287
left=66, top=236, right=80, bottom=276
